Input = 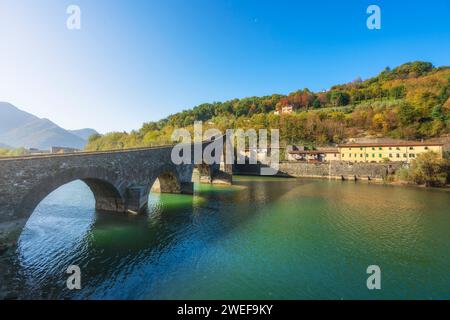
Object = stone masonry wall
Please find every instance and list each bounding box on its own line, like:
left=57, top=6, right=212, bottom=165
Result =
left=277, top=161, right=404, bottom=180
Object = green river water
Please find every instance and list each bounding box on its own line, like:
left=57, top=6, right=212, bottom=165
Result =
left=4, top=176, right=450, bottom=299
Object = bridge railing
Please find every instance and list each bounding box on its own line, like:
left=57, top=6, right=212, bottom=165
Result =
left=0, top=139, right=220, bottom=161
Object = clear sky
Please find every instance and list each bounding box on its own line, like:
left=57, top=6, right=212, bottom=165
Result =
left=0, top=0, right=449, bottom=133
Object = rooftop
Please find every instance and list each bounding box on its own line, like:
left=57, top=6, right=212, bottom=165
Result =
left=338, top=142, right=444, bottom=148
left=289, top=149, right=338, bottom=155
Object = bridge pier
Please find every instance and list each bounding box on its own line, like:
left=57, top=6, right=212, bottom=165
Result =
left=124, top=186, right=148, bottom=214
left=180, top=182, right=194, bottom=194
left=0, top=219, right=25, bottom=250
left=193, top=163, right=232, bottom=185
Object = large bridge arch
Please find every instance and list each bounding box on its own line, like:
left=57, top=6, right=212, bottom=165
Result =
left=14, top=167, right=126, bottom=224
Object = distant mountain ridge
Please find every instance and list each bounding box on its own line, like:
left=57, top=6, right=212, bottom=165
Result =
left=69, top=128, right=99, bottom=141
left=0, top=102, right=98, bottom=150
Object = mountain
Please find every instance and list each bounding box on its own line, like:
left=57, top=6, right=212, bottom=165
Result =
left=0, top=102, right=96, bottom=150
left=69, top=128, right=98, bottom=140
left=0, top=142, right=11, bottom=149
left=0, top=102, right=38, bottom=135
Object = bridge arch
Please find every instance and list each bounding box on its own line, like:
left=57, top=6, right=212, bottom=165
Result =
left=15, top=167, right=126, bottom=223
left=150, top=170, right=182, bottom=194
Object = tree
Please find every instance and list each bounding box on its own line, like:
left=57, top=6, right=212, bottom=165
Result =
left=328, top=91, right=350, bottom=106
left=389, top=85, right=406, bottom=99
left=88, top=133, right=102, bottom=143
left=408, top=151, right=448, bottom=187
left=397, top=103, right=419, bottom=125
left=431, top=105, right=445, bottom=121
left=312, top=98, right=321, bottom=109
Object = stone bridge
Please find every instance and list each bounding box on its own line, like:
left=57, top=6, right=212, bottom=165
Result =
left=0, top=141, right=232, bottom=246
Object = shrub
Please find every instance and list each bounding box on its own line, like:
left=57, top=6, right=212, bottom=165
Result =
left=408, top=151, right=449, bottom=187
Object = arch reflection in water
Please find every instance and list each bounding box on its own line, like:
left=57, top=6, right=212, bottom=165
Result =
left=16, top=180, right=203, bottom=299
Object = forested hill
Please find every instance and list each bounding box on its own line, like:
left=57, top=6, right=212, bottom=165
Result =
left=86, top=61, right=450, bottom=151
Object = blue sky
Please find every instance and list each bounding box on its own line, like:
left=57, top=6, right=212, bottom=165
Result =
left=0, top=0, right=449, bottom=133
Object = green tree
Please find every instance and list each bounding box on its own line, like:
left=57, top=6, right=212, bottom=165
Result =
left=389, top=85, right=406, bottom=99
left=431, top=105, right=445, bottom=121
left=328, top=91, right=350, bottom=106
left=408, top=151, right=448, bottom=187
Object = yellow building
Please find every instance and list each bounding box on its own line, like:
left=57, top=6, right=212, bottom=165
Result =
left=338, top=142, right=443, bottom=163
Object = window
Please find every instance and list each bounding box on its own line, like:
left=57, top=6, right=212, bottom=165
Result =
left=403, top=154, right=407, bottom=158
left=389, top=154, right=392, bottom=158
left=379, top=147, right=382, bottom=150
left=360, top=154, right=363, bottom=157
left=389, top=147, right=392, bottom=150
left=396, top=154, right=400, bottom=158
left=396, top=147, right=400, bottom=150
left=409, top=147, right=414, bottom=150
left=372, top=154, right=375, bottom=158
left=372, top=147, right=375, bottom=150
left=349, top=148, right=352, bottom=151
left=424, top=147, right=428, bottom=150
left=409, top=154, right=415, bottom=158
left=379, top=154, right=382, bottom=158
left=349, top=154, right=352, bottom=158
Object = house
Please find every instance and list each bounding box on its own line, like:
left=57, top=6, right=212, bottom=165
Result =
left=50, top=146, right=80, bottom=154
left=274, top=105, right=294, bottom=115
left=338, top=142, right=444, bottom=163
left=28, top=148, right=49, bottom=155
left=287, top=147, right=340, bottom=163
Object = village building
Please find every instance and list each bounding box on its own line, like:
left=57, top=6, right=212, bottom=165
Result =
left=50, top=146, right=80, bottom=154
left=338, top=142, right=443, bottom=163
left=274, top=105, right=294, bottom=115
left=287, top=147, right=340, bottom=163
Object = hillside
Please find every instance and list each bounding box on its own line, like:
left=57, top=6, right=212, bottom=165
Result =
left=0, top=102, right=96, bottom=150
left=86, top=61, right=450, bottom=151
left=0, top=102, right=37, bottom=135
left=69, top=128, right=99, bottom=141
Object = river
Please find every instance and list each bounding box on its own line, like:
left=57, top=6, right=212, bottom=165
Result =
left=4, top=176, right=450, bottom=299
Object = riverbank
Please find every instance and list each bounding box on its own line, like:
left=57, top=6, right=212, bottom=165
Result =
left=234, top=161, right=401, bottom=181
left=234, top=161, right=450, bottom=189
